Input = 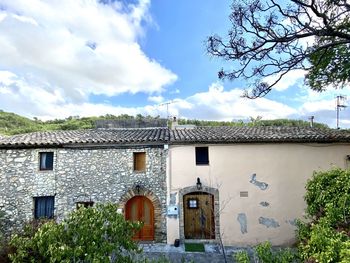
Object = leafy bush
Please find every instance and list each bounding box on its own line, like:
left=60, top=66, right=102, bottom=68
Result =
left=0, top=209, right=5, bottom=242
left=234, top=241, right=299, bottom=263
left=297, top=168, right=350, bottom=263
left=9, top=203, right=141, bottom=263
left=0, top=210, right=13, bottom=263
left=304, top=168, right=350, bottom=225
left=234, top=250, right=250, bottom=263
left=298, top=218, right=349, bottom=263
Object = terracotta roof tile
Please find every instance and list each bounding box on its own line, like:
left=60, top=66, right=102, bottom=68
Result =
left=0, top=126, right=349, bottom=148
left=170, top=126, right=350, bottom=143
left=0, top=128, right=170, bottom=147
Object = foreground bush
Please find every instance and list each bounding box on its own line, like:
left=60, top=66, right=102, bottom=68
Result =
left=0, top=209, right=13, bottom=263
left=234, top=241, right=299, bottom=263
left=9, top=203, right=141, bottom=263
left=297, top=168, right=350, bottom=263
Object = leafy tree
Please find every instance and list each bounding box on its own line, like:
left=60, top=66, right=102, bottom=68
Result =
left=0, top=110, right=330, bottom=136
left=207, top=0, right=350, bottom=98
left=9, top=203, right=141, bottom=263
left=179, top=118, right=328, bottom=128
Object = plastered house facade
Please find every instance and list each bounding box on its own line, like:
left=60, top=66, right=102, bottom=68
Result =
left=0, top=126, right=349, bottom=246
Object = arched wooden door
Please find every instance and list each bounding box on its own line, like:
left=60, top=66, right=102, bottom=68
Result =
left=125, top=196, right=154, bottom=241
left=184, top=192, right=215, bottom=239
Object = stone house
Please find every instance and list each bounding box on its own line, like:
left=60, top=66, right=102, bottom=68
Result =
left=0, top=126, right=350, bottom=246
left=0, top=128, right=169, bottom=242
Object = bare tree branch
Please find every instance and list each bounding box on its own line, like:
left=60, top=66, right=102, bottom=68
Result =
left=207, top=0, right=350, bottom=98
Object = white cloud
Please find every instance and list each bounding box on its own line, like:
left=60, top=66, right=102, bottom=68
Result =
left=170, top=88, right=180, bottom=94
left=1, top=73, right=349, bottom=128
left=295, top=87, right=350, bottom=128
left=148, top=95, right=164, bottom=104
left=0, top=0, right=177, bottom=103
left=263, top=69, right=306, bottom=92
left=169, top=82, right=297, bottom=121
left=0, top=74, right=296, bottom=121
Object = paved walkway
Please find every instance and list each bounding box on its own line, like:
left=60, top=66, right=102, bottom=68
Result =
left=136, top=243, right=254, bottom=263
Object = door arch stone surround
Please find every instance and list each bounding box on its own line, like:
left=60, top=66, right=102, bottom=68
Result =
left=179, top=185, right=220, bottom=241
left=119, top=188, right=165, bottom=242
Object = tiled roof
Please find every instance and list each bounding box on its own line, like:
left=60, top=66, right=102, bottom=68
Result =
left=0, top=126, right=349, bottom=148
left=0, top=128, right=170, bottom=147
left=170, top=126, right=350, bottom=143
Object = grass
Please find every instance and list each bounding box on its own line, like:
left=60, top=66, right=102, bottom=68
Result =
left=184, top=243, right=205, bottom=252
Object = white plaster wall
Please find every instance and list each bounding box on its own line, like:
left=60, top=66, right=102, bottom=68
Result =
left=168, top=143, right=350, bottom=246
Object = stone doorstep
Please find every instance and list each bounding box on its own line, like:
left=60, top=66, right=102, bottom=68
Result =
left=138, top=244, right=255, bottom=263
left=139, top=243, right=252, bottom=255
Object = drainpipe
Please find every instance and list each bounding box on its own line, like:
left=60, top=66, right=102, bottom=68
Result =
left=165, top=143, right=171, bottom=244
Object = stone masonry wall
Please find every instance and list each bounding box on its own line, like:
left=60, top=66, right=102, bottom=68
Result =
left=0, top=146, right=167, bottom=242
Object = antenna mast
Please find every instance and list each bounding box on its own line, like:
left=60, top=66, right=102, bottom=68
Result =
left=336, top=95, right=347, bottom=129
left=159, top=100, right=174, bottom=121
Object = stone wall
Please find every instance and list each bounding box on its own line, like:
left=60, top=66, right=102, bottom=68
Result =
left=0, top=146, right=167, bottom=242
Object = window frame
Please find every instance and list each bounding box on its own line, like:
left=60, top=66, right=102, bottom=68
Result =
left=34, top=196, right=55, bottom=219
left=133, top=152, right=146, bottom=172
left=195, top=147, right=209, bottom=165
left=39, top=152, right=54, bottom=171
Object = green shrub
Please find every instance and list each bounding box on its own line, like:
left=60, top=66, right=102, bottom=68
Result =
left=234, top=250, right=250, bottom=263
left=304, top=168, right=350, bottom=225
left=340, top=240, right=350, bottom=263
left=9, top=203, right=141, bottom=263
left=0, top=210, right=5, bottom=242
left=233, top=241, right=299, bottom=263
left=255, top=241, right=274, bottom=262
left=297, top=168, right=350, bottom=263
left=0, top=209, right=13, bottom=263
left=255, top=241, right=298, bottom=263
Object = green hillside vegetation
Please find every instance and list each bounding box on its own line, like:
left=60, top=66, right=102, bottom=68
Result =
left=178, top=117, right=329, bottom=129
left=0, top=110, right=329, bottom=136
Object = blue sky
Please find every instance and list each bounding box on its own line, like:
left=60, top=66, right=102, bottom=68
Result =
left=0, top=0, right=349, bottom=128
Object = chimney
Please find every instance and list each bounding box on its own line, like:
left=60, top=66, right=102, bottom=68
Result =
left=308, top=116, right=314, bottom=128
left=171, top=116, right=178, bottom=130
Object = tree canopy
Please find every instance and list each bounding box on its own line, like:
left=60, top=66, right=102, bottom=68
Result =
left=207, top=0, right=350, bottom=98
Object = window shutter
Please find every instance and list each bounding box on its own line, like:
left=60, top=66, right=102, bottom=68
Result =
left=134, top=152, right=146, bottom=171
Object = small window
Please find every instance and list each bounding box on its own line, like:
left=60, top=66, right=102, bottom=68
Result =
left=134, top=152, right=146, bottom=172
left=76, top=201, right=94, bottom=209
left=39, top=152, right=54, bottom=170
left=195, top=147, right=209, bottom=165
left=34, top=196, right=54, bottom=219
left=187, top=198, right=199, bottom=209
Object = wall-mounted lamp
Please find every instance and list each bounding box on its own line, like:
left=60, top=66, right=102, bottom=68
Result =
left=135, top=184, right=141, bottom=194
left=196, top=177, right=202, bottom=190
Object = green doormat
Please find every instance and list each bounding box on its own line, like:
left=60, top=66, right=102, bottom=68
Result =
left=184, top=243, right=205, bottom=252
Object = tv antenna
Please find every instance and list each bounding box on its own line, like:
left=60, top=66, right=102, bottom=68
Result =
left=336, top=95, right=347, bottom=129
left=159, top=100, right=175, bottom=120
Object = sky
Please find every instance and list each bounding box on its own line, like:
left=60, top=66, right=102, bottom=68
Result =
left=0, top=0, right=349, bottom=128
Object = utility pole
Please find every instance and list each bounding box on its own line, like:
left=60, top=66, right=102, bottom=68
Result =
left=336, top=95, right=347, bottom=129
